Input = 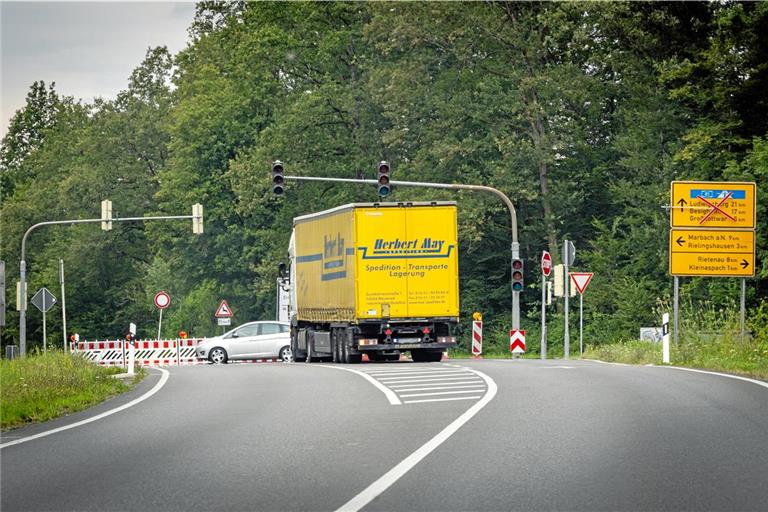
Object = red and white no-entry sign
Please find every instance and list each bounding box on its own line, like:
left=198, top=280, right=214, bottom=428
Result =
left=510, top=330, right=526, bottom=354
left=541, top=251, right=552, bottom=276
left=154, top=291, right=171, bottom=309
left=472, top=321, right=483, bottom=356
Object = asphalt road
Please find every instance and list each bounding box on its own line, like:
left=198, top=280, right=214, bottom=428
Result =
left=2, top=359, right=766, bottom=511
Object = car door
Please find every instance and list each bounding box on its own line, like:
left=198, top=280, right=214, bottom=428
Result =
left=226, top=323, right=261, bottom=359
left=253, top=322, right=288, bottom=357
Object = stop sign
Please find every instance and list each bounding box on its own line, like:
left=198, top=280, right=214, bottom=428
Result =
left=541, top=251, right=552, bottom=276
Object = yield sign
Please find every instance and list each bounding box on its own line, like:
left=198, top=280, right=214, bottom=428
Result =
left=569, top=273, right=593, bottom=295
left=215, top=300, right=233, bottom=318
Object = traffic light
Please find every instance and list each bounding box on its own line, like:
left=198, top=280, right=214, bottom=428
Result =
left=511, top=258, right=524, bottom=292
left=272, top=160, right=285, bottom=195
left=101, top=199, right=112, bottom=231
left=192, top=203, right=204, bottom=234
left=376, top=161, right=391, bottom=197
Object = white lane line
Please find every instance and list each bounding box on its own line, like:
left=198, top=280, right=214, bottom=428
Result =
left=365, top=370, right=467, bottom=377
left=379, top=375, right=480, bottom=384
left=316, top=365, right=402, bottom=405
left=399, top=389, right=485, bottom=398
left=650, top=365, right=768, bottom=390
left=403, top=396, right=483, bottom=404
left=336, top=368, right=497, bottom=512
left=390, top=384, right=486, bottom=392
left=0, top=368, right=170, bottom=450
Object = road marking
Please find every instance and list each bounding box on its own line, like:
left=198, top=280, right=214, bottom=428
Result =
left=336, top=368, right=497, bottom=512
left=389, top=379, right=483, bottom=389
left=403, top=396, right=483, bottom=404
left=378, top=375, right=484, bottom=384
left=365, top=369, right=466, bottom=377
left=388, top=384, right=486, bottom=392
left=651, top=365, right=768, bottom=390
left=398, top=389, right=486, bottom=398
left=316, top=365, right=402, bottom=405
left=0, top=368, right=170, bottom=450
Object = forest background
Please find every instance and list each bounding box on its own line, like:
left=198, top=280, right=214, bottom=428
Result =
left=2, top=1, right=766, bottom=355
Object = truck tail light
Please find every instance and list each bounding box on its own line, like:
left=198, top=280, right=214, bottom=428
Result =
left=384, top=328, right=392, bottom=336
left=422, top=327, right=431, bottom=334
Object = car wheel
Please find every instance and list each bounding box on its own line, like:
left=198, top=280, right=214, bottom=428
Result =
left=279, top=345, right=293, bottom=362
left=209, top=347, right=228, bottom=364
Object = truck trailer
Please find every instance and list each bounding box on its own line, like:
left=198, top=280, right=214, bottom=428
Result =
left=287, top=201, right=459, bottom=363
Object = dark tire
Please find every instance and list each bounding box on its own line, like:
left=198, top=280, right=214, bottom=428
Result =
left=331, top=328, right=339, bottom=364
left=348, top=354, right=362, bottom=364
left=367, top=351, right=384, bottom=362
left=279, top=345, right=293, bottom=362
left=306, top=337, right=313, bottom=364
left=209, top=347, right=228, bottom=364
left=340, top=331, right=349, bottom=364
left=385, top=353, right=401, bottom=362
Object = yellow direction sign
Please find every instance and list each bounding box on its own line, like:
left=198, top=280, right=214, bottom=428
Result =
left=669, top=229, right=755, bottom=277
left=670, top=181, right=756, bottom=229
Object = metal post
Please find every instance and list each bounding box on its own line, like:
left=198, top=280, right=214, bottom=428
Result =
left=19, top=211, right=201, bottom=355
left=740, top=278, right=746, bottom=340
left=284, top=175, right=521, bottom=329
left=42, top=293, right=47, bottom=354
left=60, top=259, right=67, bottom=351
left=579, top=292, right=583, bottom=357
left=564, top=240, right=570, bottom=360
left=157, top=308, right=163, bottom=341
left=673, top=276, right=679, bottom=344
left=541, top=273, right=547, bottom=360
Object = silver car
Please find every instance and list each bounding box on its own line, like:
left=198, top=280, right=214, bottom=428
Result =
left=196, top=321, right=291, bottom=364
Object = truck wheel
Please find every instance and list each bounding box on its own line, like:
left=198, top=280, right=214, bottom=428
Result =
left=348, top=354, right=362, bottom=364
left=340, top=332, right=349, bottom=364
left=412, top=350, right=442, bottom=363
left=306, top=337, right=313, bottom=364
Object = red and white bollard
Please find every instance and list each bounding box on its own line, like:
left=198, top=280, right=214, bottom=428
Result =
left=472, top=320, right=483, bottom=358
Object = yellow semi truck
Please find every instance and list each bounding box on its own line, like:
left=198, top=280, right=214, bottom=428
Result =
left=287, top=202, right=459, bottom=363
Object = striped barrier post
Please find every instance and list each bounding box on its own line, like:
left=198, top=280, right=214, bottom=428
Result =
left=472, top=320, right=483, bottom=358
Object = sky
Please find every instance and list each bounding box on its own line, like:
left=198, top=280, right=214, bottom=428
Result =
left=1, top=1, right=196, bottom=137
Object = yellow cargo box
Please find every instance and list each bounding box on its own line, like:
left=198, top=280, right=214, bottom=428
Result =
left=293, top=202, right=459, bottom=323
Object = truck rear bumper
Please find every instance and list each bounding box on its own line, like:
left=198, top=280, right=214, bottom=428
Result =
left=357, top=342, right=456, bottom=351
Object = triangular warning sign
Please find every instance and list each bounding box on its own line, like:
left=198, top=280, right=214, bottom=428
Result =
left=569, top=273, right=594, bottom=295
left=215, top=300, right=233, bottom=317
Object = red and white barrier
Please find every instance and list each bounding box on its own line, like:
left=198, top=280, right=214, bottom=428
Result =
left=72, top=338, right=206, bottom=367
left=471, top=321, right=483, bottom=357
left=510, top=330, right=526, bottom=355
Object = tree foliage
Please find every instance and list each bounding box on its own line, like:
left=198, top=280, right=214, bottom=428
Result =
left=1, top=2, right=765, bottom=350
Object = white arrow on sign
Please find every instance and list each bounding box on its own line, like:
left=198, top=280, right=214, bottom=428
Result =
left=569, top=273, right=594, bottom=295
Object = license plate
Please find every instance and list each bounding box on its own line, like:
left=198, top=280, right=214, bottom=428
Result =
left=393, top=338, right=419, bottom=344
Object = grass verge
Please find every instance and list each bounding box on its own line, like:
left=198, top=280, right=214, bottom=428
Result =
left=1, top=351, right=145, bottom=430
left=583, top=337, right=768, bottom=380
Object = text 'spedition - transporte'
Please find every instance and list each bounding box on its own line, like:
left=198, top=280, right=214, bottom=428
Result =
left=286, top=202, right=459, bottom=363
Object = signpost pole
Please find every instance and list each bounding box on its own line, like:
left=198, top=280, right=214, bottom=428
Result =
left=563, top=240, right=570, bottom=360
left=157, top=308, right=163, bottom=341
left=579, top=292, right=583, bottom=357
left=60, top=259, right=67, bottom=352
left=42, top=293, right=47, bottom=354
left=541, top=273, right=547, bottom=360
left=740, top=278, right=746, bottom=340
left=673, top=277, right=679, bottom=344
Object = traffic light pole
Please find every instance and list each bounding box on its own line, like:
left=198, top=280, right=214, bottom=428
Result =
left=282, top=175, right=521, bottom=329
left=18, top=212, right=201, bottom=356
